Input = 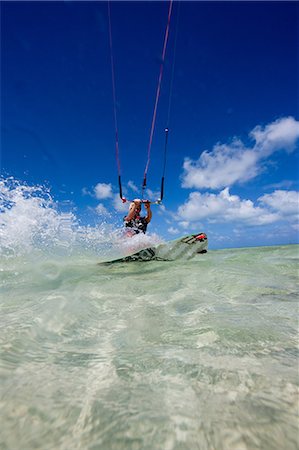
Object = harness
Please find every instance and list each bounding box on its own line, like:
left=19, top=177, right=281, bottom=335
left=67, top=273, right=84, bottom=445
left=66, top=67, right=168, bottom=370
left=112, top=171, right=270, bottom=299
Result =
left=124, top=206, right=148, bottom=234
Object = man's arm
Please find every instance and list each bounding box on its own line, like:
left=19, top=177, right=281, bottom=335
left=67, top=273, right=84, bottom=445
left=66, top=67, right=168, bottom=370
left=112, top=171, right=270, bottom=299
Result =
left=125, top=202, right=137, bottom=221
left=144, top=202, right=152, bottom=223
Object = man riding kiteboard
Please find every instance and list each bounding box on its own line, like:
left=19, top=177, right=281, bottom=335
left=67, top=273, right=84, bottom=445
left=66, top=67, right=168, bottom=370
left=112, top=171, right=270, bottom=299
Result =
left=124, top=199, right=152, bottom=235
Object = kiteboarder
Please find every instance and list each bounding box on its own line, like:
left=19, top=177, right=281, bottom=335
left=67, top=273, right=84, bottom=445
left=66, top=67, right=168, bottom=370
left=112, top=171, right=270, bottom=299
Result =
left=124, top=199, right=152, bottom=235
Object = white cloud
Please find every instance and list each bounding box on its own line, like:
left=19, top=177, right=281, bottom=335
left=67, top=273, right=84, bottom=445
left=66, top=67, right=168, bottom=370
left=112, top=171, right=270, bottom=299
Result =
left=128, top=180, right=139, bottom=193
left=177, top=188, right=280, bottom=226
left=264, top=180, right=294, bottom=190
left=112, top=194, right=129, bottom=213
left=94, top=183, right=113, bottom=199
left=182, top=141, right=258, bottom=189
left=157, top=204, right=166, bottom=214
left=258, top=190, right=299, bottom=216
left=168, top=226, right=180, bottom=235
left=182, top=117, right=299, bottom=190
left=145, top=188, right=161, bottom=202
left=178, top=221, right=191, bottom=229
left=251, top=116, right=299, bottom=156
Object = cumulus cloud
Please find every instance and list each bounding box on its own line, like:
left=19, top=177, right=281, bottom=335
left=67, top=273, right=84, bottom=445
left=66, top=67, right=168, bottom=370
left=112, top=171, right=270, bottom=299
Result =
left=182, top=141, right=258, bottom=189
left=94, top=183, right=113, bottom=199
left=182, top=117, right=299, bottom=190
left=112, top=194, right=129, bottom=213
left=177, top=188, right=280, bottom=226
left=251, top=117, right=299, bottom=156
left=258, top=190, right=299, bottom=216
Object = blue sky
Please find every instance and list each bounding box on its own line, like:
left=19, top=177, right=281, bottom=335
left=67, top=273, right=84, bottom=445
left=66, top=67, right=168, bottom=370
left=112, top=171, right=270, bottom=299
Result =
left=1, top=0, right=298, bottom=249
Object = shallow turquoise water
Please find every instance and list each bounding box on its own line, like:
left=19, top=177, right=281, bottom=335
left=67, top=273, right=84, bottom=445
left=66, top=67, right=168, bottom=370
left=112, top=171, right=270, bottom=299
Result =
left=0, top=245, right=298, bottom=450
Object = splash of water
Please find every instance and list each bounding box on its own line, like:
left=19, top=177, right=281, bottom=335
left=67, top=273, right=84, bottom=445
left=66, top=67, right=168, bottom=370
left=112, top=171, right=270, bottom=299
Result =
left=0, top=177, right=162, bottom=260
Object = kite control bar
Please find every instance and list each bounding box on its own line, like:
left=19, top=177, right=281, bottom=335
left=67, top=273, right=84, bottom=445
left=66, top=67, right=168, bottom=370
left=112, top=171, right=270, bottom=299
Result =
left=120, top=197, right=162, bottom=205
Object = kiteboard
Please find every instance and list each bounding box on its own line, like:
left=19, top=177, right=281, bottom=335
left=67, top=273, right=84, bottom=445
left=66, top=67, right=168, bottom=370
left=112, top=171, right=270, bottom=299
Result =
left=102, top=233, right=208, bottom=264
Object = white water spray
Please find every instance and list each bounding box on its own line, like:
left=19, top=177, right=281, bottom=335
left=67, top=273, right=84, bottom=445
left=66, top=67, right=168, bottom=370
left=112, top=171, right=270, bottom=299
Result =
left=0, top=177, right=162, bottom=260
